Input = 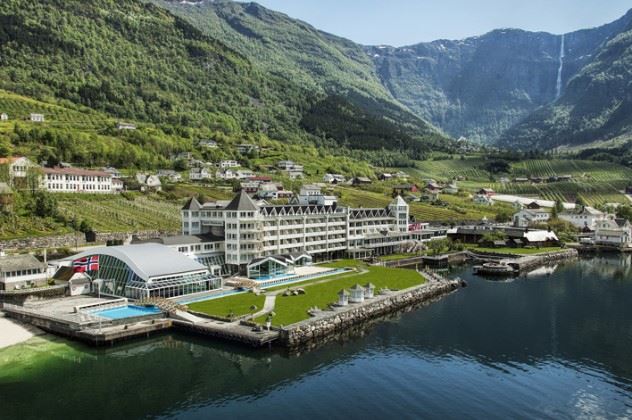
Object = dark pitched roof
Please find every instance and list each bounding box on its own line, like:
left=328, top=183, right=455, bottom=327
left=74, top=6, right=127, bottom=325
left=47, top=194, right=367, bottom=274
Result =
left=182, top=197, right=201, bottom=211
left=225, top=191, right=259, bottom=211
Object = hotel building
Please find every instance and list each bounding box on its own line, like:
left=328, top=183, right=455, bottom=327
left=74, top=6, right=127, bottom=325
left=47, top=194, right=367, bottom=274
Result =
left=182, top=190, right=442, bottom=273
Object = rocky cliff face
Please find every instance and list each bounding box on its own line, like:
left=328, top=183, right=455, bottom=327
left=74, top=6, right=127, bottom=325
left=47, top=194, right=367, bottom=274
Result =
left=369, top=9, right=632, bottom=145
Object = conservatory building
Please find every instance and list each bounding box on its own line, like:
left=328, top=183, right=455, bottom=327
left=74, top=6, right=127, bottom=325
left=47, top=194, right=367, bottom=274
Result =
left=63, top=244, right=221, bottom=299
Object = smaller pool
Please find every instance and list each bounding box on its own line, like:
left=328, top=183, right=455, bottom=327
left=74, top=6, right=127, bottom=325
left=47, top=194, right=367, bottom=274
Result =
left=92, top=305, right=162, bottom=320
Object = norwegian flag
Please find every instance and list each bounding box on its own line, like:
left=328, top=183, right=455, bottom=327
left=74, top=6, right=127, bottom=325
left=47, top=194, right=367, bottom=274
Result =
left=72, top=256, right=99, bottom=273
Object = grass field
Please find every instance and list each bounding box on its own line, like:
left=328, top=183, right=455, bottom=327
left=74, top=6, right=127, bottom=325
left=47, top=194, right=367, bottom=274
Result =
left=258, top=261, right=426, bottom=326
left=188, top=292, right=265, bottom=318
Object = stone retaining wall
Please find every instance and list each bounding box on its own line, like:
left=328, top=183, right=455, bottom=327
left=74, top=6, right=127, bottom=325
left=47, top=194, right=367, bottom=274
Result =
left=279, top=280, right=462, bottom=347
left=0, top=230, right=178, bottom=251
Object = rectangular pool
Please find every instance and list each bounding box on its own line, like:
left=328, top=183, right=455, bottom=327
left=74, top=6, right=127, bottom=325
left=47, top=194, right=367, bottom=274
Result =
left=92, top=305, right=162, bottom=320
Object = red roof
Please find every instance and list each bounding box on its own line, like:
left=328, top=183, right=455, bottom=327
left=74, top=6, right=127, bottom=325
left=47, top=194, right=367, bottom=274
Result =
left=42, top=167, right=111, bottom=177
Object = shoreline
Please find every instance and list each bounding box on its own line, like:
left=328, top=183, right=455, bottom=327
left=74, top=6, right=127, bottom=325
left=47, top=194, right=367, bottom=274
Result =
left=0, top=313, right=45, bottom=350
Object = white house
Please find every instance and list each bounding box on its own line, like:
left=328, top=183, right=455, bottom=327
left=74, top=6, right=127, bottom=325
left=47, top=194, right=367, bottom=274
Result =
left=513, top=209, right=551, bottom=227
left=200, top=140, right=218, bottom=149
left=235, top=170, right=256, bottom=180
left=30, top=113, right=45, bottom=123
left=0, top=253, right=48, bottom=291
left=102, top=166, right=121, bottom=179
left=112, top=178, right=124, bottom=192
left=594, top=217, right=632, bottom=247
left=297, top=185, right=337, bottom=206
left=1, top=113, right=8, bottom=121
left=0, top=156, right=37, bottom=180
left=190, top=167, right=212, bottom=181
left=136, top=173, right=162, bottom=192
left=116, top=122, right=136, bottom=130
left=559, top=206, right=607, bottom=231
left=157, top=169, right=183, bottom=183
left=219, top=160, right=240, bottom=169
left=473, top=194, right=494, bottom=206
left=236, top=144, right=259, bottom=154
left=216, top=169, right=237, bottom=180
left=277, top=160, right=296, bottom=170
left=43, top=167, right=114, bottom=194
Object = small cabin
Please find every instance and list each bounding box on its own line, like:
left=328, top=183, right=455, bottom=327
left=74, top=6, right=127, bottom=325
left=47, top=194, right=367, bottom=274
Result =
left=0, top=113, right=8, bottom=121
left=30, top=113, right=45, bottom=123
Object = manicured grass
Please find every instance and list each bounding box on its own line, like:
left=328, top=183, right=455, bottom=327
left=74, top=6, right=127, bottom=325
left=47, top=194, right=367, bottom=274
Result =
left=188, top=292, right=265, bottom=318
left=258, top=263, right=426, bottom=327
left=465, top=245, right=564, bottom=255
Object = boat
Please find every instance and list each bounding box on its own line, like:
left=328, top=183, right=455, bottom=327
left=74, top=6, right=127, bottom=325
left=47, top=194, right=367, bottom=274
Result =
left=473, top=262, right=516, bottom=276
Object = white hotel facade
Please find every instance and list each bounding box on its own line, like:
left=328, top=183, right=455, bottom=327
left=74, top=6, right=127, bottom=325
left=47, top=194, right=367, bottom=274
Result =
left=182, top=190, right=441, bottom=273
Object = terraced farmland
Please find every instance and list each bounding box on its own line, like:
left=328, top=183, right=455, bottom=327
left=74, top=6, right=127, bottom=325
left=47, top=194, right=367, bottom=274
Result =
left=56, top=194, right=181, bottom=233
left=410, top=158, right=489, bottom=182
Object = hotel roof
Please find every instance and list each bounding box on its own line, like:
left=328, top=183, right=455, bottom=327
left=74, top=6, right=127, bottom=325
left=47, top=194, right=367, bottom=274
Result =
left=42, top=167, right=111, bottom=177
left=69, top=244, right=207, bottom=282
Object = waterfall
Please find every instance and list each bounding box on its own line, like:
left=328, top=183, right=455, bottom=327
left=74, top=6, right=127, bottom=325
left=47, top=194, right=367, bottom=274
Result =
left=555, top=34, right=565, bottom=99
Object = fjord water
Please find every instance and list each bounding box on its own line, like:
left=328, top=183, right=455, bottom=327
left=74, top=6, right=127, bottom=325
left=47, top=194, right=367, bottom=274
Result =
left=2, top=256, right=632, bottom=419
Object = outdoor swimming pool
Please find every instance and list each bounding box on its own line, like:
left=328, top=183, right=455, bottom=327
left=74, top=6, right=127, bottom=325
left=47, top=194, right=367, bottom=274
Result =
left=92, top=305, right=162, bottom=320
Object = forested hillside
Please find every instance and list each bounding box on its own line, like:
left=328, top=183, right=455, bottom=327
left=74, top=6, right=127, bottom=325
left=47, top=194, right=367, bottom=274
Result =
left=0, top=0, right=449, bottom=167
left=150, top=0, right=447, bottom=156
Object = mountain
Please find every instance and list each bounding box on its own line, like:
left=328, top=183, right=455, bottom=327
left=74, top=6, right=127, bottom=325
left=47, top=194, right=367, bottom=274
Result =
left=149, top=0, right=447, bottom=158
left=500, top=20, right=632, bottom=150
left=368, top=9, right=632, bottom=144
left=0, top=0, right=448, bottom=168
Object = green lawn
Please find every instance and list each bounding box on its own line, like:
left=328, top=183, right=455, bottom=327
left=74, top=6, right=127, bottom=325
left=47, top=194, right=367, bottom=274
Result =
left=188, top=292, right=265, bottom=318
left=257, top=263, right=426, bottom=327
left=465, top=245, right=564, bottom=255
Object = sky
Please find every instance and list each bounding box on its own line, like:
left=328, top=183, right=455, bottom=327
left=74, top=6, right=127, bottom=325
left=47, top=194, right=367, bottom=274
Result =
left=245, top=0, right=632, bottom=46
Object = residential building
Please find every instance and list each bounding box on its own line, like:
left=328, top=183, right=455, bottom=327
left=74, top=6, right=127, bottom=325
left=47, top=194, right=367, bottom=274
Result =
left=216, top=169, right=237, bottom=180
left=43, top=167, right=114, bottom=194
left=559, top=206, right=607, bottom=231
left=473, top=194, right=494, bottom=206
left=200, top=140, right=218, bottom=149
left=236, top=144, right=259, bottom=154
left=352, top=177, right=372, bottom=186
left=30, top=113, right=44, bottom=122
left=239, top=181, right=261, bottom=194
left=0, top=254, right=48, bottom=291
left=157, top=169, right=183, bottom=183
left=235, top=170, right=256, bottom=180
left=594, top=217, right=632, bottom=247
left=190, top=167, right=212, bottom=181
left=219, top=160, right=240, bottom=169
left=477, top=188, right=495, bottom=197
left=0, top=156, right=37, bottom=180
left=112, top=178, right=124, bottom=192
left=136, top=173, right=162, bottom=192
left=116, top=122, right=136, bottom=130
left=393, top=184, right=419, bottom=194
left=379, top=173, right=393, bottom=181
left=323, top=173, right=345, bottom=184
left=513, top=209, right=551, bottom=227
left=181, top=191, right=434, bottom=274
left=443, top=182, right=459, bottom=194
left=277, top=160, right=297, bottom=171
left=296, top=185, right=337, bottom=206
left=102, top=167, right=122, bottom=179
